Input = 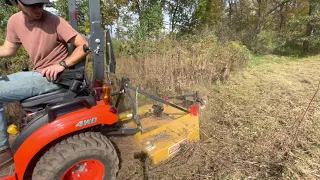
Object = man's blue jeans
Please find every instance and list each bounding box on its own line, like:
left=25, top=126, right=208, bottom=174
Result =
left=0, top=71, right=62, bottom=151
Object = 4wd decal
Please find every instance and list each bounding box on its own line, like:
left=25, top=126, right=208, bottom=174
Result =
left=168, top=138, right=188, bottom=156
left=76, top=117, right=98, bottom=128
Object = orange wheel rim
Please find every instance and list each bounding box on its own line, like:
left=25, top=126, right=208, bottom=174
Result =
left=62, top=160, right=104, bottom=180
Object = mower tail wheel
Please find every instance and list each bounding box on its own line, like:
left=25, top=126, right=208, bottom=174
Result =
left=32, top=132, right=119, bottom=180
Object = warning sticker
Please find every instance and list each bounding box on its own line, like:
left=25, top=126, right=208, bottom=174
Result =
left=168, top=138, right=188, bottom=156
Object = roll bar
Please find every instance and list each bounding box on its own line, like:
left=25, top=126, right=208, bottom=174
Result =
left=67, top=0, right=116, bottom=83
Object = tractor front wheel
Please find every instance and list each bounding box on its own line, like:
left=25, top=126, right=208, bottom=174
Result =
left=32, top=132, right=119, bottom=180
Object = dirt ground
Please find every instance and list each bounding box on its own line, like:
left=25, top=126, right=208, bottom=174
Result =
left=111, top=55, right=320, bottom=179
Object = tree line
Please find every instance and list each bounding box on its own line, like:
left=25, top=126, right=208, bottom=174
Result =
left=1, top=0, right=320, bottom=56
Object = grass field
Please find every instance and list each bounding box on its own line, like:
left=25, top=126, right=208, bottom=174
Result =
left=114, top=55, right=320, bottom=179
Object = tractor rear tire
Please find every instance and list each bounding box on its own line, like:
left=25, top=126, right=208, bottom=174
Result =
left=32, top=132, right=119, bottom=180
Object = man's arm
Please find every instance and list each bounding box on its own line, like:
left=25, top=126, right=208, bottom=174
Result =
left=63, top=33, right=89, bottom=67
left=41, top=33, right=89, bottom=81
left=0, top=40, right=20, bottom=58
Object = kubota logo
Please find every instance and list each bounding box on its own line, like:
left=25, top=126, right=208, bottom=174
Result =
left=76, top=117, right=98, bottom=127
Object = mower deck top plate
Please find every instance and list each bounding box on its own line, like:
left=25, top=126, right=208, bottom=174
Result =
left=119, top=104, right=200, bottom=164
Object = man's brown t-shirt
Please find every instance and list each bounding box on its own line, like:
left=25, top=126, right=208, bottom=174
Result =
left=6, top=10, right=78, bottom=72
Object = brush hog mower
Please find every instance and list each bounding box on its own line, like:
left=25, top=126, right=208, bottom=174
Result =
left=0, top=0, right=205, bottom=179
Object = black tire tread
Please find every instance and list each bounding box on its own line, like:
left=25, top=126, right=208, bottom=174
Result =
left=32, top=132, right=119, bottom=180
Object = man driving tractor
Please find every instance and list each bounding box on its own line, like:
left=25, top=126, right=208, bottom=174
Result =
left=0, top=0, right=88, bottom=176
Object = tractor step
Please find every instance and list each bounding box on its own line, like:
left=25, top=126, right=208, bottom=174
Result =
left=119, top=104, right=200, bottom=164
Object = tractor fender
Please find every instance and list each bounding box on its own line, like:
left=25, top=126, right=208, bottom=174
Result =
left=12, top=101, right=118, bottom=180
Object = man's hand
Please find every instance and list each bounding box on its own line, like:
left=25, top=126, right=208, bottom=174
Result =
left=41, top=64, right=65, bottom=81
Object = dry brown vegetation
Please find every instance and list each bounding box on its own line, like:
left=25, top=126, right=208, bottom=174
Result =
left=112, top=35, right=250, bottom=96
left=113, top=55, right=320, bottom=179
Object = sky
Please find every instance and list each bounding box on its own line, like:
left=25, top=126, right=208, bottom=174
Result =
left=45, top=0, right=58, bottom=14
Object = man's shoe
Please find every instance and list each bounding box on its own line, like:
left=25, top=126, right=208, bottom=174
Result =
left=0, top=148, right=13, bottom=169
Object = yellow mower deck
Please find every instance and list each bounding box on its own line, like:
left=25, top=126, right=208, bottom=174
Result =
left=119, top=104, right=200, bottom=164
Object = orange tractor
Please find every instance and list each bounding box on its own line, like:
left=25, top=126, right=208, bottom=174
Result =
left=1, top=0, right=205, bottom=179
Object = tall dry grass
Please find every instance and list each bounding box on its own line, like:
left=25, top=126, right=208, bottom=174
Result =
left=112, top=34, right=251, bottom=97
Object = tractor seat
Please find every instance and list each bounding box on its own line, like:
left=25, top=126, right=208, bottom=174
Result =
left=21, top=88, right=70, bottom=108
left=21, top=68, right=88, bottom=108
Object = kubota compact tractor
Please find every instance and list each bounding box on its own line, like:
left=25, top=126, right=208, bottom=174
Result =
left=1, top=0, right=205, bottom=179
